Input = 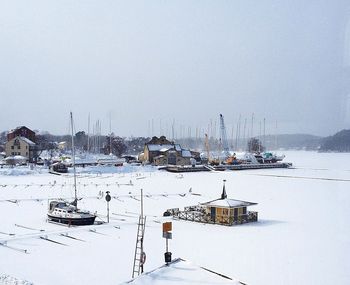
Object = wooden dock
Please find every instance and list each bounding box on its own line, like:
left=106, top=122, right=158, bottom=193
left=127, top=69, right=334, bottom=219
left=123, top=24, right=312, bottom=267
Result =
left=164, top=162, right=292, bottom=173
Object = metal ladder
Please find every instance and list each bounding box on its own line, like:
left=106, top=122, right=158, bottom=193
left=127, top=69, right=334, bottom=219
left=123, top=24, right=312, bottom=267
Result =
left=132, top=215, right=146, bottom=278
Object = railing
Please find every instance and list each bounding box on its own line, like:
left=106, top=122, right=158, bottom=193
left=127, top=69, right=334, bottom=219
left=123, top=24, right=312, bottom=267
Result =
left=171, top=207, right=258, bottom=226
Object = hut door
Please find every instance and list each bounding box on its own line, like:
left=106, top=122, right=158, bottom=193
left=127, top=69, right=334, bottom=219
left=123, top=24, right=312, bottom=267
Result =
left=234, top=208, right=238, bottom=222
left=210, top=207, right=216, bottom=222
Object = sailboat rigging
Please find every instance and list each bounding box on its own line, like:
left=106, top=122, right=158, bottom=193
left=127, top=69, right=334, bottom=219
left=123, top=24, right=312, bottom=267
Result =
left=47, top=112, right=96, bottom=226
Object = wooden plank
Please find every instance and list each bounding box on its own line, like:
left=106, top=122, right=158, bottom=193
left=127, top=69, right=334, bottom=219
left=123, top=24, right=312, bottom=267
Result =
left=0, top=242, right=28, bottom=254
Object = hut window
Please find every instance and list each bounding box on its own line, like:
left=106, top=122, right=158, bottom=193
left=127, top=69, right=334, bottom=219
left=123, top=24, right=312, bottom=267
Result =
left=234, top=208, right=238, bottom=217
left=243, top=207, right=247, bottom=215
left=223, top=208, right=229, bottom=215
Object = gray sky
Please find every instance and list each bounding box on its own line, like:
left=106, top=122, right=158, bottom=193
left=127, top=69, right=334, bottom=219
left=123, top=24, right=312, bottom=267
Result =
left=1, top=0, right=350, bottom=137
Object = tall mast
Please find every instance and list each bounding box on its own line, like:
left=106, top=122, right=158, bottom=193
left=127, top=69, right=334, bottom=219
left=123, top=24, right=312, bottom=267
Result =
left=87, top=113, right=90, bottom=153
left=109, top=113, right=112, bottom=155
left=259, top=120, right=262, bottom=152
left=263, top=118, right=266, bottom=151
left=70, top=112, right=77, bottom=206
left=251, top=112, right=254, bottom=139
left=236, top=114, right=241, bottom=151
left=275, top=120, right=278, bottom=150
left=243, top=118, right=247, bottom=151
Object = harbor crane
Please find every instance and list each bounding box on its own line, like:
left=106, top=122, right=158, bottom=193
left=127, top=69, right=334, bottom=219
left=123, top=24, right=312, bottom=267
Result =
left=219, top=114, right=230, bottom=158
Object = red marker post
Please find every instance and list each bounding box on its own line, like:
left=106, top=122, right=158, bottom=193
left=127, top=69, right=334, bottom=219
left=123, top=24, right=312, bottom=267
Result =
left=162, top=222, right=172, bottom=264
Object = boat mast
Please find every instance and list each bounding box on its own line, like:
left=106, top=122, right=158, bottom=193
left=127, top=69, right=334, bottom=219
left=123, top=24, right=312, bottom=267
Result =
left=70, top=112, right=77, bottom=207
left=109, top=112, right=112, bottom=155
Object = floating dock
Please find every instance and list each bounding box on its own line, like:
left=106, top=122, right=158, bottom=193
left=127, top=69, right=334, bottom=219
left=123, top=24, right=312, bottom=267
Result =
left=163, top=162, right=292, bottom=173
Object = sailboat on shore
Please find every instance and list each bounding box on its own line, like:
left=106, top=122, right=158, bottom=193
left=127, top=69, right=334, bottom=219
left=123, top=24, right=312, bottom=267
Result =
left=47, top=112, right=96, bottom=226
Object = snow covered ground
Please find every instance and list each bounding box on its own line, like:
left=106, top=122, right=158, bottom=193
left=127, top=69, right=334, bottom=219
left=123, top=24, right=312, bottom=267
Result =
left=0, top=151, right=349, bottom=285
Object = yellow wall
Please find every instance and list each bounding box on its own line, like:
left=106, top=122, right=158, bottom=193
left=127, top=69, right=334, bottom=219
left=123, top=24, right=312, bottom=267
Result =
left=5, top=137, right=31, bottom=159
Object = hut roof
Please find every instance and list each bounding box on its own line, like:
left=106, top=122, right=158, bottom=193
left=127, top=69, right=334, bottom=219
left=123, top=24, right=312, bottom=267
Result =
left=203, top=198, right=257, bottom=208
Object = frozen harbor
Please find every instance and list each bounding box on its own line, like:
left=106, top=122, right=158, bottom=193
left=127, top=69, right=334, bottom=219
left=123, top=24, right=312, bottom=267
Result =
left=0, top=151, right=349, bottom=285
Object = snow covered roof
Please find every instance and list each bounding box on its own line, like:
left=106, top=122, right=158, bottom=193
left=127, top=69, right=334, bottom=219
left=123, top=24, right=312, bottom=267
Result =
left=4, top=155, right=27, bottom=161
left=160, top=147, right=172, bottom=152
left=147, top=144, right=174, bottom=151
left=19, top=137, right=36, bottom=146
left=174, top=144, right=182, bottom=151
left=181, top=150, right=191, bottom=158
left=203, top=198, right=257, bottom=208
left=8, top=126, right=29, bottom=132
left=10, top=136, right=35, bottom=146
left=125, top=258, right=242, bottom=285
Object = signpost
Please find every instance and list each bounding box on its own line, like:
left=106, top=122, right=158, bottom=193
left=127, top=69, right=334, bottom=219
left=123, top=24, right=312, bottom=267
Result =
left=162, top=222, right=172, bottom=264
left=105, top=191, right=111, bottom=223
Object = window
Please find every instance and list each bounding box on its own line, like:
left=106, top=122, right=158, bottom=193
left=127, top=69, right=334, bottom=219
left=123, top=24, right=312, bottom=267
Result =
left=11, top=146, right=14, bottom=149
left=17, top=145, right=21, bottom=150
left=223, top=208, right=229, bottom=215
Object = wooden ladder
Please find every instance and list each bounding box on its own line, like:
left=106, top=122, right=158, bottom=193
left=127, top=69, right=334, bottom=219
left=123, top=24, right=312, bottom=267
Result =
left=132, top=215, right=146, bottom=278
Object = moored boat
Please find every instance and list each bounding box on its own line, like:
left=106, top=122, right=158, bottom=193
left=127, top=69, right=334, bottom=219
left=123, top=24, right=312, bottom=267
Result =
left=47, top=112, right=96, bottom=226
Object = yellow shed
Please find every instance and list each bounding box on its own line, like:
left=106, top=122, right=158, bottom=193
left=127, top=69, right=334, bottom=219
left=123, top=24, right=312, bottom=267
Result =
left=202, top=180, right=258, bottom=225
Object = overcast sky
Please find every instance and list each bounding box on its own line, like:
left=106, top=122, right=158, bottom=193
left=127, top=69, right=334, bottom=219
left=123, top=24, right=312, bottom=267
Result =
left=1, top=0, right=350, bottom=137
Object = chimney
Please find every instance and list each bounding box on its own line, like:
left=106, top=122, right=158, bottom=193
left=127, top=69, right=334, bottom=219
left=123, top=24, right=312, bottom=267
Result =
left=221, top=179, right=227, bottom=199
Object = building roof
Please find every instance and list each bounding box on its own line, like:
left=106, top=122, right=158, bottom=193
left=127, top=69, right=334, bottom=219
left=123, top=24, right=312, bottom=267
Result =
left=8, top=136, right=35, bottom=146
left=19, top=137, right=36, bottom=146
left=8, top=126, right=27, bottom=132
left=147, top=144, right=174, bottom=151
left=174, top=144, right=182, bottom=151
left=125, top=258, right=242, bottom=285
left=147, top=136, right=173, bottom=145
left=181, top=150, right=192, bottom=158
left=160, top=147, right=173, bottom=152
left=203, top=198, right=257, bottom=208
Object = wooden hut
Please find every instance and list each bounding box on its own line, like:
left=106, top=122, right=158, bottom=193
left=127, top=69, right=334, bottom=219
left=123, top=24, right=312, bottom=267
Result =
left=166, top=180, right=258, bottom=226
left=202, top=180, right=257, bottom=225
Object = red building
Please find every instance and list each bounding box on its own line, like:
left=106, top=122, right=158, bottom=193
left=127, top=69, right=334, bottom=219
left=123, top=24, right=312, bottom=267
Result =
left=7, top=126, right=36, bottom=143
